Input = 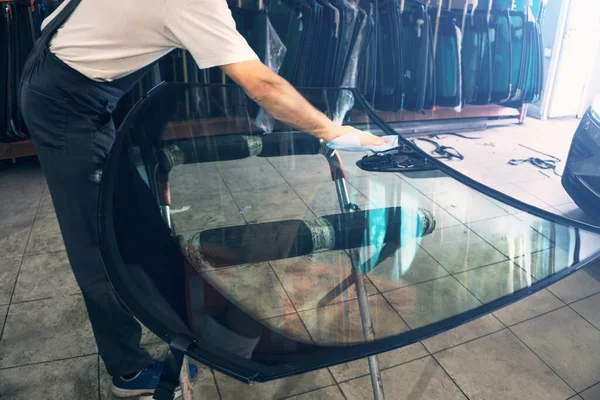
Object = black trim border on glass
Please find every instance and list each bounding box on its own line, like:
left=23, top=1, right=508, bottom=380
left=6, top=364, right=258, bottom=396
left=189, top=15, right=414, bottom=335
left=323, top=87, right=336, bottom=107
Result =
left=98, top=82, right=600, bottom=383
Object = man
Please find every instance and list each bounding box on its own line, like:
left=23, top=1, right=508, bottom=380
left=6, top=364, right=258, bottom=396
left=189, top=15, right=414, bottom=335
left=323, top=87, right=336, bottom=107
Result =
left=18, top=0, right=386, bottom=397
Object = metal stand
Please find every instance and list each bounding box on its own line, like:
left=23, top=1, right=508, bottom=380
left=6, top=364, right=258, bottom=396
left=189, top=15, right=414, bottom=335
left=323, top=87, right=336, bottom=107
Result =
left=179, top=356, right=194, bottom=400
left=153, top=337, right=194, bottom=400
left=327, top=150, right=386, bottom=400
left=156, top=144, right=386, bottom=399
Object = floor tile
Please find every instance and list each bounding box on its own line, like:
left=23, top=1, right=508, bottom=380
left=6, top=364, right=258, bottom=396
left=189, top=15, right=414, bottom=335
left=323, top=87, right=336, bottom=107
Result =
left=400, top=170, right=468, bottom=195
left=215, top=156, right=270, bottom=170
left=339, top=356, right=466, bottom=400
left=329, top=342, right=429, bottom=382
left=571, top=292, right=600, bottom=329
left=511, top=307, right=600, bottom=391
left=298, top=294, right=408, bottom=345
left=0, top=159, right=45, bottom=191
left=140, top=321, right=164, bottom=345
left=25, top=217, right=65, bottom=254
left=0, top=176, right=45, bottom=214
left=348, top=174, right=425, bottom=208
left=477, top=162, right=550, bottom=186
left=419, top=225, right=508, bottom=274
left=269, top=154, right=333, bottom=185
left=468, top=215, right=554, bottom=259
left=513, top=212, right=575, bottom=248
left=383, top=276, right=481, bottom=329
left=261, top=313, right=313, bottom=343
left=430, top=188, right=508, bottom=224
left=170, top=189, right=245, bottom=232
left=548, top=262, right=600, bottom=304
left=489, top=183, right=554, bottom=211
left=554, top=203, right=596, bottom=225
left=338, top=151, right=377, bottom=178
left=574, top=231, right=600, bottom=261
left=493, top=289, right=564, bottom=326
left=0, top=295, right=96, bottom=368
left=0, top=355, right=99, bottom=400
left=515, top=179, right=575, bottom=207
left=169, top=163, right=229, bottom=195
left=581, top=382, right=600, bottom=400
left=419, top=201, right=464, bottom=229
left=292, top=181, right=372, bottom=214
left=218, top=163, right=286, bottom=192
left=0, top=305, right=7, bottom=332
left=12, top=251, right=78, bottom=303
left=35, top=186, right=56, bottom=220
left=231, top=185, right=313, bottom=223
left=435, top=329, right=575, bottom=400
left=188, top=363, right=221, bottom=400
left=0, top=258, right=20, bottom=305
left=515, top=246, right=576, bottom=281
left=423, top=314, right=505, bottom=353
left=365, top=245, right=449, bottom=292
left=0, top=208, right=35, bottom=259
left=214, top=368, right=334, bottom=400
left=454, top=260, right=534, bottom=304
left=270, top=251, right=376, bottom=312
left=284, top=385, right=345, bottom=400
left=202, top=263, right=294, bottom=320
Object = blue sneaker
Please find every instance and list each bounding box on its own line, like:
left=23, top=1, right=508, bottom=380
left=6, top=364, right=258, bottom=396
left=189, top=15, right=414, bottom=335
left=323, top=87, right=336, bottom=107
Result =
left=111, top=359, right=198, bottom=398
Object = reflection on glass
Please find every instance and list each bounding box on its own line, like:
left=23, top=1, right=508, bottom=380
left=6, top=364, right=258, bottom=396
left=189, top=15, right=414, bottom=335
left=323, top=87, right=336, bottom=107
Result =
left=102, top=83, right=600, bottom=379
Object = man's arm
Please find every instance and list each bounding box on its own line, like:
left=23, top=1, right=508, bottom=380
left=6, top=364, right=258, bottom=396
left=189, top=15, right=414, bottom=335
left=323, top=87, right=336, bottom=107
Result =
left=221, top=60, right=387, bottom=146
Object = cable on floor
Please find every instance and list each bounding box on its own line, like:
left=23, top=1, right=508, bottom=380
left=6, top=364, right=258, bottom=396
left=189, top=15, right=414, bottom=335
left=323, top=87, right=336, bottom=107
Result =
left=413, top=137, right=465, bottom=161
left=507, top=144, right=562, bottom=177
left=429, top=132, right=482, bottom=140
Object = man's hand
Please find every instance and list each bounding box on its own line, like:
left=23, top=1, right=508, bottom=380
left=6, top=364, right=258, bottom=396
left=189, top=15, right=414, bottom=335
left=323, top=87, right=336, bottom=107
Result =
left=220, top=60, right=387, bottom=146
left=320, top=125, right=389, bottom=147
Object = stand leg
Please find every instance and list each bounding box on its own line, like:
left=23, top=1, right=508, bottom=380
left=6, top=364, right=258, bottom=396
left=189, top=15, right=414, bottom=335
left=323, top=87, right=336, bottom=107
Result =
left=354, top=266, right=385, bottom=400
left=153, top=337, right=193, bottom=400
left=179, top=356, right=194, bottom=400
left=333, top=175, right=385, bottom=400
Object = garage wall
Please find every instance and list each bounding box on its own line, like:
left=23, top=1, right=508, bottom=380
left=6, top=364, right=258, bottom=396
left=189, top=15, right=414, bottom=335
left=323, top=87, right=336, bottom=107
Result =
left=580, top=48, right=600, bottom=115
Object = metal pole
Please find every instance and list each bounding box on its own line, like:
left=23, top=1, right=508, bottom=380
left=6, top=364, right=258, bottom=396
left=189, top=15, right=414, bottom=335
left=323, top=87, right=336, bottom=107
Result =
left=160, top=205, right=172, bottom=230
left=354, top=258, right=385, bottom=399
left=334, top=176, right=385, bottom=400
left=432, top=0, right=443, bottom=60
left=179, top=357, right=194, bottom=400
left=486, top=0, right=493, bottom=23
left=461, top=0, right=469, bottom=34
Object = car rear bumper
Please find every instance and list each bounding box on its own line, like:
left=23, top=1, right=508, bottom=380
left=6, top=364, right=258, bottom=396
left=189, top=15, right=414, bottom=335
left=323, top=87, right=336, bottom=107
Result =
left=562, top=110, right=600, bottom=220
left=562, top=166, right=600, bottom=221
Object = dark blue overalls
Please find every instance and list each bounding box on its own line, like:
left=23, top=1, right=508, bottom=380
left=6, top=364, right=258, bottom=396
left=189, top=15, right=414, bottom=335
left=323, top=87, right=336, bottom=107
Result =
left=19, top=0, right=154, bottom=377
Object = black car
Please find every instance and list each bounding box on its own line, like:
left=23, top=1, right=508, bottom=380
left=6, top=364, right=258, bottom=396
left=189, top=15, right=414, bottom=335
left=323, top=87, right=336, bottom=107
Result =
left=562, top=95, right=600, bottom=221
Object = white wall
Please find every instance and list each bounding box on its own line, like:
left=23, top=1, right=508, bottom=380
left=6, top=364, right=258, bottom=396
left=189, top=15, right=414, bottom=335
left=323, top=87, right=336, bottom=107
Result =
left=580, top=48, right=600, bottom=115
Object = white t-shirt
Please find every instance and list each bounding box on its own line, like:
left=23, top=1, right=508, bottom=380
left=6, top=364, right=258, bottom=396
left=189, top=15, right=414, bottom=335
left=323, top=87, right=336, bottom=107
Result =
left=42, top=0, right=259, bottom=82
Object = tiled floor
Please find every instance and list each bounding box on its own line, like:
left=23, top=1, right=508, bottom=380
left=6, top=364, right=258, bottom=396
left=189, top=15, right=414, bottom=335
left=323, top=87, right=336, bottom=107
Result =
left=2, top=117, right=600, bottom=399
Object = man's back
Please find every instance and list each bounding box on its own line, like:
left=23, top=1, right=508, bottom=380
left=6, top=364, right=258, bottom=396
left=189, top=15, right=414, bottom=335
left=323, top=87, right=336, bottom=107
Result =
left=44, top=0, right=257, bottom=82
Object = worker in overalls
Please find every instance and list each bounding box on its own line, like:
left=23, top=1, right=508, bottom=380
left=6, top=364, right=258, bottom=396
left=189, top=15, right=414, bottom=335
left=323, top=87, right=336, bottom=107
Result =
left=18, top=0, right=385, bottom=397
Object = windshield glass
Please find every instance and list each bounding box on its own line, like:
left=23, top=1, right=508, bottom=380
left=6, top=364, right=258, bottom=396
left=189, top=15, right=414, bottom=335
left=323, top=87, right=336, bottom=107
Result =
left=100, top=83, right=600, bottom=381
